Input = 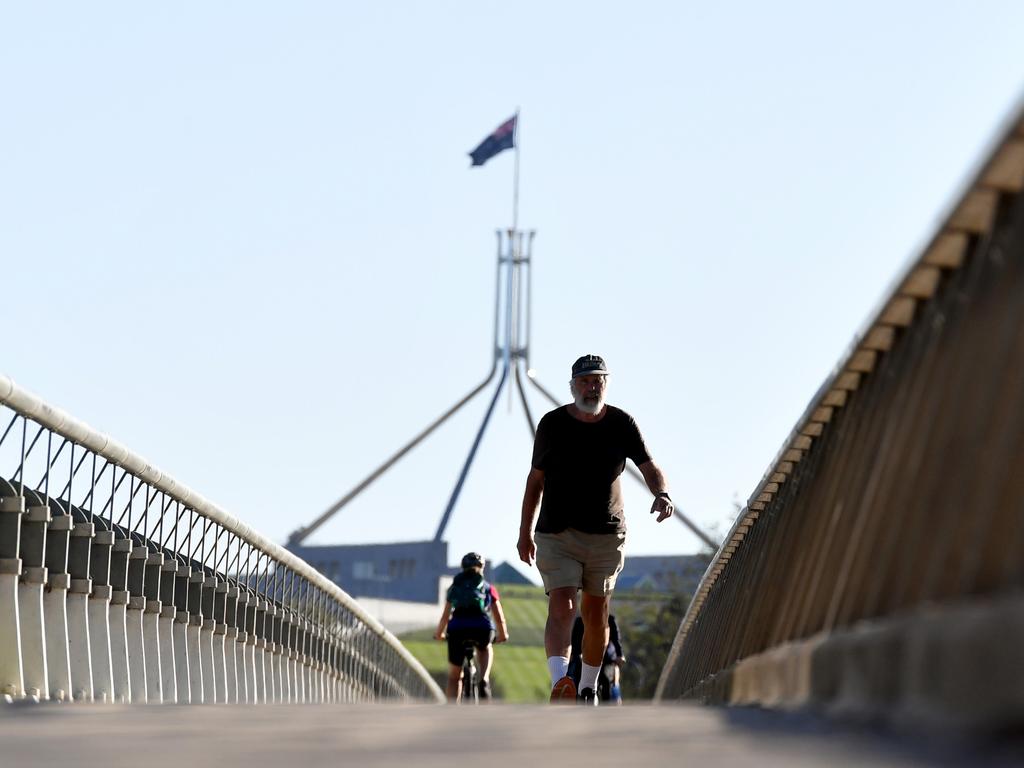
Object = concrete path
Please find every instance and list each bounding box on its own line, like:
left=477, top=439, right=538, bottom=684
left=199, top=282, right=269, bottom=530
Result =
left=0, top=702, right=1017, bottom=767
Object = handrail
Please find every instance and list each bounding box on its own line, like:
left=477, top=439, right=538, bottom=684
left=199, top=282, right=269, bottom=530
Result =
left=0, top=374, right=444, bottom=703
left=655, top=94, right=1024, bottom=729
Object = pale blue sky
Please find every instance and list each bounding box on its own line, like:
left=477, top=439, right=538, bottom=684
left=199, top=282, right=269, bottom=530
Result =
left=2, top=3, right=1023, bottom=581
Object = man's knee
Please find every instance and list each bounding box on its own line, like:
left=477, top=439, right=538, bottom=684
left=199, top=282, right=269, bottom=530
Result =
left=547, top=587, right=576, bottom=623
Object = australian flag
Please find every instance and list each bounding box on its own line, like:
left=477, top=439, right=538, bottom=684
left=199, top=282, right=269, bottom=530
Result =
left=469, top=115, right=517, bottom=167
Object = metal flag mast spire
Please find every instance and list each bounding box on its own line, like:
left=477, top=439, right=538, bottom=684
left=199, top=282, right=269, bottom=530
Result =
left=286, top=111, right=716, bottom=550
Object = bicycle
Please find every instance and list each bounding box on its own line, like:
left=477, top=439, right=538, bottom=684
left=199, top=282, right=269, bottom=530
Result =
left=458, top=640, right=479, bottom=704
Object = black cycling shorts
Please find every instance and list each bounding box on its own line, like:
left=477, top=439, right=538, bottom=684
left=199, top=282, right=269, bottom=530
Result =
left=446, top=626, right=495, bottom=666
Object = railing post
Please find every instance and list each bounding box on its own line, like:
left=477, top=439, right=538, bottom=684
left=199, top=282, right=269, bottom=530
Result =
left=89, top=527, right=115, bottom=702
left=225, top=583, right=242, bottom=703
left=0, top=488, right=25, bottom=698
left=67, top=514, right=94, bottom=701
left=328, top=609, right=341, bottom=703
left=270, top=602, right=284, bottom=702
left=159, top=558, right=178, bottom=703
left=200, top=573, right=218, bottom=702
left=142, top=549, right=163, bottom=703
left=186, top=568, right=204, bottom=703
left=301, top=597, right=313, bottom=703
left=316, top=590, right=328, bottom=703
left=125, top=543, right=148, bottom=703
left=282, top=575, right=296, bottom=703
left=43, top=501, right=72, bottom=701
left=311, top=590, right=324, bottom=703
left=212, top=577, right=229, bottom=703
left=253, top=595, right=268, bottom=703
left=172, top=563, right=191, bottom=703
left=20, top=494, right=51, bottom=700
left=340, top=620, right=352, bottom=702
left=240, top=587, right=255, bottom=703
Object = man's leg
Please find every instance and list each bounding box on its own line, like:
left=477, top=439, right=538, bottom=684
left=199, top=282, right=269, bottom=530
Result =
left=580, top=592, right=610, bottom=665
left=545, top=586, right=577, bottom=660
left=545, top=586, right=577, bottom=697
left=535, top=532, right=584, bottom=697
left=576, top=530, right=625, bottom=700
left=578, top=592, right=611, bottom=694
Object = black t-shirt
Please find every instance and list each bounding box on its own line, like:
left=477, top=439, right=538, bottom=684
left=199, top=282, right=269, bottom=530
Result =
left=531, top=404, right=651, bottom=535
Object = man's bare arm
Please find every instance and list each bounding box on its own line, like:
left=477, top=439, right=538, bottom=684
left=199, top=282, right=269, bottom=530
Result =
left=637, top=459, right=674, bottom=523
left=517, top=467, right=545, bottom=565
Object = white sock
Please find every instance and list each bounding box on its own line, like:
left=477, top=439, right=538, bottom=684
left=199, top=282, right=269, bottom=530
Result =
left=547, top=656, right=569, bottom=686
left=580, top=662, right=601, bottom=692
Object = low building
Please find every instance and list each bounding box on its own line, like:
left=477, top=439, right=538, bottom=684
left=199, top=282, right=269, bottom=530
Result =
left=490, top=560, right=533, bottom=585
left=615, top=554, right=709, bottom=595
left=289, top=539, right=449, bottom=604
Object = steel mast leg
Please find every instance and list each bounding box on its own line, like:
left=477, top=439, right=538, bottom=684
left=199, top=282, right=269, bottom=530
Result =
left=514, top=362, right=536, bottom=438
left=434, top=364, right=509, bottom=542
left=287, top=364, right=498, bottom=546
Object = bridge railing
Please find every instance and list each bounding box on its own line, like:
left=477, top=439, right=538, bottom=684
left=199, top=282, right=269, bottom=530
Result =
left=0, top=375, right=444, bottom=704
left=657, top=103, right=1024, bottom=730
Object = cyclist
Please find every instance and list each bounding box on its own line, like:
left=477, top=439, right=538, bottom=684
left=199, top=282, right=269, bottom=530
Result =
left=434, top=552, right=509, bottom=701
left=568, top=613, right=625, bottom=704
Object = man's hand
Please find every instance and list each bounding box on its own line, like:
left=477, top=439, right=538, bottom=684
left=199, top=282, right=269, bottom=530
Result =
left=496, top=630, right=509, bottom=644
left=651, top=495, right=674, bottom=522
left=517, top=531, right=536, bottom=565
left=434, top=630, right=445, bottom=641
left=638, top=461, right=673, bottom=522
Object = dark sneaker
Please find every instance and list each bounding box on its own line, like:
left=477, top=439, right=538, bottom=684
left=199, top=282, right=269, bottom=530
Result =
left=549, top=675, right=577, bottom=704
left=478, top=679, right=491, bottom=701
left=578, top=687, right=598, bottom=706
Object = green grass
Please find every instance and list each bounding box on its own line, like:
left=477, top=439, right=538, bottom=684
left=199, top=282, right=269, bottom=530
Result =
left=488, top=582, right=550, bottom=700
left=402, top=638, right=448, bottom=671
left=498, top=585, right=547, bottom=647
left=399, top=583, right=678, bottom=703
left=490, top=644, right=549, bottom=701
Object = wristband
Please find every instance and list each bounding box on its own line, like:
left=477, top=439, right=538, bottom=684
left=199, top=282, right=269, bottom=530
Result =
left=655, top=492, right=672, bottom=502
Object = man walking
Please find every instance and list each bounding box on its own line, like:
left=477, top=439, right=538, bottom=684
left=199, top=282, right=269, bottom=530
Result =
left=517, top=354, right=674, bottom=704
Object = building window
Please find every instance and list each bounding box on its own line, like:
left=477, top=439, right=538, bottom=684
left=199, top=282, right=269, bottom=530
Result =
left=353, top=561, right=374, bottom=579
left=388, top=558, right=414, bottom=579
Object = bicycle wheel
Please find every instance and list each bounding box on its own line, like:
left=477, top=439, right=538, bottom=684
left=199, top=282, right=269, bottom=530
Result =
left=460, top=645, right=478, bottom=704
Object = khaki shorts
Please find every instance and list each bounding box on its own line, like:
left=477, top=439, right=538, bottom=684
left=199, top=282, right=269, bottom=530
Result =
left=535, top=528, right=626, bottom=596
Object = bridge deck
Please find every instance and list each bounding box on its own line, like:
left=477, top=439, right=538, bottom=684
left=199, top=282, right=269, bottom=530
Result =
left=1, top=702, right=1010, bottom=766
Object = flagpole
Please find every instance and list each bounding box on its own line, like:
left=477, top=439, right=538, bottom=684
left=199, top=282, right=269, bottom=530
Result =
left=512, top=107, right=520, bottom=232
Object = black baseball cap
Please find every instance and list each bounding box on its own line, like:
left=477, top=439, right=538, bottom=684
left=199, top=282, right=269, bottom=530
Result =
left=571, top=354, right=609, bottom=378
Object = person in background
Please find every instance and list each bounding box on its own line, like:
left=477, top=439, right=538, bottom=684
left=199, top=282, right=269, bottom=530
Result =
left=435, top=551, right=509, bottom=701
left=568, top=613, right=626, bottom=704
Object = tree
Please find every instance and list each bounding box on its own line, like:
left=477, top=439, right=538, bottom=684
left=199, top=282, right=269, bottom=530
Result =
left=620, top=587, right=692, bottom=700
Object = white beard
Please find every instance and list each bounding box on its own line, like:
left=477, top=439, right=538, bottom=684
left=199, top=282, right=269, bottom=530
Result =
left=573, top=392, right=604, bottom=414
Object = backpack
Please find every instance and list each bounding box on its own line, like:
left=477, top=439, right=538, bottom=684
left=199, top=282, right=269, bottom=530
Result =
left=448, top=571, right=488, bottom=614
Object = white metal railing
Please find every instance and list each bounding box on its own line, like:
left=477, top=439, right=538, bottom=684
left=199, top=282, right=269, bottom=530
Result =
left=0, top=374, right=443, bottom=704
